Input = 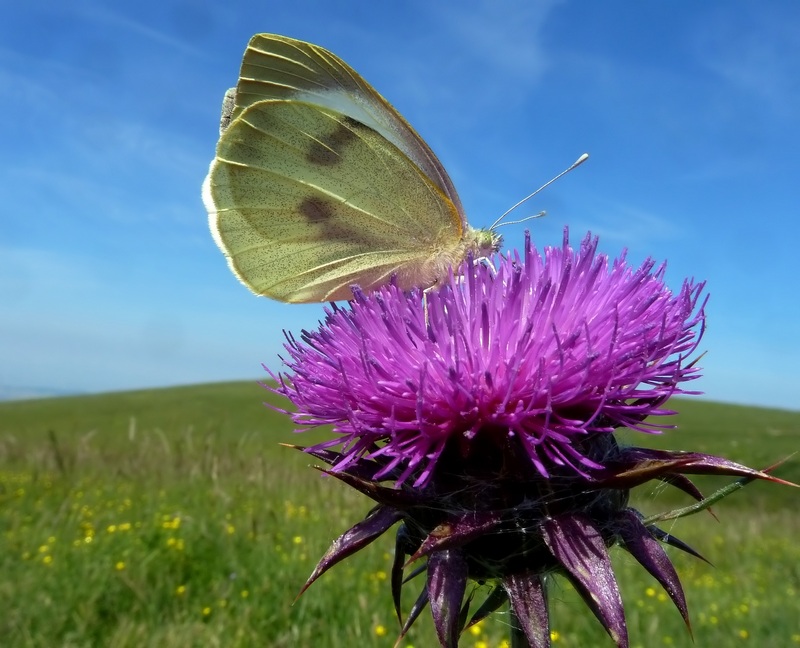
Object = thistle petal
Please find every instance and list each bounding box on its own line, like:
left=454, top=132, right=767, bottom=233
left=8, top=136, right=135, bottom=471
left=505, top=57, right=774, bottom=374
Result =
left=542, top=515, right=628, bottom=648
left=298, top=506, right=402, bottom=597
left=606, top=448, right=796, bottom=486
left=397, top=585, right=429, bottom=644
left=503, top=571, right=551, bottom=648
left=648, top=524, right=711, bottom=564
left=465, top=584, right=507, bottom=631
left=392, top=527, right=412, bottom=623
left=427, top=549, right=469, bottom=648
left=659, top=473, right=708, bottom=503
left=616, top=510, right=691, bottom=631
left=282, top=443, right=393, bottom=480
left=318, top=468, right=422, bottom=508
left=407, top=511, right=503, bottom=564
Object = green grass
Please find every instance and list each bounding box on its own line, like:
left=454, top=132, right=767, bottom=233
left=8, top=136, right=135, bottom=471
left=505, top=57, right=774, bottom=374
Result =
left=1, top=382, right=798, bottom=647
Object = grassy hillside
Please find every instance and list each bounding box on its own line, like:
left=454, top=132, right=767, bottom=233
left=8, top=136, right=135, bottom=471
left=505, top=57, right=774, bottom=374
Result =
left=1, top=382, right=798, bottom=647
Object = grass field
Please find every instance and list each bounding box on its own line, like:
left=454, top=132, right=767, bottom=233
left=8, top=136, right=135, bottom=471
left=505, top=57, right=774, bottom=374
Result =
left=1, top=381, right=798, bottom=647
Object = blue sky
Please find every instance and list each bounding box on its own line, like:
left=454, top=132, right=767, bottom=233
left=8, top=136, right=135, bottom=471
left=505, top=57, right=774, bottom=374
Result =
left=2, top=0, right=798, bottom=410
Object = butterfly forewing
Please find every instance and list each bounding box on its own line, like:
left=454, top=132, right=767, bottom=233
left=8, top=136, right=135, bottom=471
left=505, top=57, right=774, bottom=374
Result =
left=229, top=34, right=464, bottom=217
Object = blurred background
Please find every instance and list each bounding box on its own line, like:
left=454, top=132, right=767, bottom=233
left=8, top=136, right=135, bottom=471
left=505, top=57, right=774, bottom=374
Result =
left=1, top=0, right=798, bottom=409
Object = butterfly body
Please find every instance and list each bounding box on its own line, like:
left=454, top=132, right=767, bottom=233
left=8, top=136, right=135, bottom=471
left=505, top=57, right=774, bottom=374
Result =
left=203, top=34, right=501, bottom=303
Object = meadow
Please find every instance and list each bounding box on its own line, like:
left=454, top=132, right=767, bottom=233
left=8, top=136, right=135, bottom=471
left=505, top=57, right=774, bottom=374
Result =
left=1, top=381, right=798, bottom=647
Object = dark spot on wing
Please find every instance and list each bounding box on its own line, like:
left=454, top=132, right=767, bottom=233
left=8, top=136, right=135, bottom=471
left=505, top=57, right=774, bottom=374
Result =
left=300, top=198, right=334, bottom=223
left=306, top=118, right=361, bottom=166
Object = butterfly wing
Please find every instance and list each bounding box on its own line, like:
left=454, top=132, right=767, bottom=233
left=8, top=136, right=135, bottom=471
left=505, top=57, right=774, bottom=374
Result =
left=205, top=98, right=467, bottom=302
left=203, top=34, right=469, bottom=302
left=229, top=33, right=464, bottom=218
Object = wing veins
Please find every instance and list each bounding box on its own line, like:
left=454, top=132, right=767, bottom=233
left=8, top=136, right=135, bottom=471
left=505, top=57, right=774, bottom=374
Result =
left=216, top=109, right=438, bottom=236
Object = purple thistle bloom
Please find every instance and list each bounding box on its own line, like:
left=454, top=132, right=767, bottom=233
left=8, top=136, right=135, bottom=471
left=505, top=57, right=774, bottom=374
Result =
left=266, top=230, right=793, bottom=647
left=275, top=230, right=704, bottom=486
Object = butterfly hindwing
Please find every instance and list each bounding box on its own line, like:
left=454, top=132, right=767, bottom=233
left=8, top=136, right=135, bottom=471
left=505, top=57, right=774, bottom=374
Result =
left=206, top=99, right=464, bottom=302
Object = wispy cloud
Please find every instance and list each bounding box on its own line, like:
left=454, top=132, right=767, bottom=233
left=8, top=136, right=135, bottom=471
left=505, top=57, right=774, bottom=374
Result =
left=692, top=6, right=800, bottom=118
left=72, top=1, right=204, bottom=58
left=570, top=198, right=680, bottom=248
left=375, top=0, right=564, bottom=132
left=437, top=0, right=565, bottom=78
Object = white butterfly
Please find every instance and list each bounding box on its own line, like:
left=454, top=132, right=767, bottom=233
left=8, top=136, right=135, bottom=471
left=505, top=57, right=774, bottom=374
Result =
left=202, top=34, right=501, bottom=303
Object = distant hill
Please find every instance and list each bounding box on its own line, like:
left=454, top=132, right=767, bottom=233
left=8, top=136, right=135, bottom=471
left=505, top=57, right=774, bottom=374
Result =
left=0, top=385, right=82, bottom=402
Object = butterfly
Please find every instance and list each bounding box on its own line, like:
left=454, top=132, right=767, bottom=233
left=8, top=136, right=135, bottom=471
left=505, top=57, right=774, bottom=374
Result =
left=202, top=34, right=502, bottom=303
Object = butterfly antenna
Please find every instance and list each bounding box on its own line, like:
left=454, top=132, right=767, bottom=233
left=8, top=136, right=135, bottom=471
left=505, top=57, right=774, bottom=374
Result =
left=490, top=153, right=589, bottom=230
left=496, top=210, right=547, bottom=228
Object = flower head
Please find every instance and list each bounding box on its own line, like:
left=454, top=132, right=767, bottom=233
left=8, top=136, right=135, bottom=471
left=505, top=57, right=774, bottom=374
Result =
left=267, top=231, right=792, bottom=648
left=274, top=230, right=705, bottom=486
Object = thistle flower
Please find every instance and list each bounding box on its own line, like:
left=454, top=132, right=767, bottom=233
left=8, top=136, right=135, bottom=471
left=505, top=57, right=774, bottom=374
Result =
left=267, top=230, right=791, bottom=647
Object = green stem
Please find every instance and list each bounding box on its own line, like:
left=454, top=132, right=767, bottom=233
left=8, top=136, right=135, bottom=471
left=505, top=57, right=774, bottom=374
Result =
left=643, top=475, right=756, bottom=525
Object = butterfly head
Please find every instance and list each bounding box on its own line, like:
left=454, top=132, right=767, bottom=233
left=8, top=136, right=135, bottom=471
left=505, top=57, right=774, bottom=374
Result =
left=470, top=227, right=503, bottom=259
